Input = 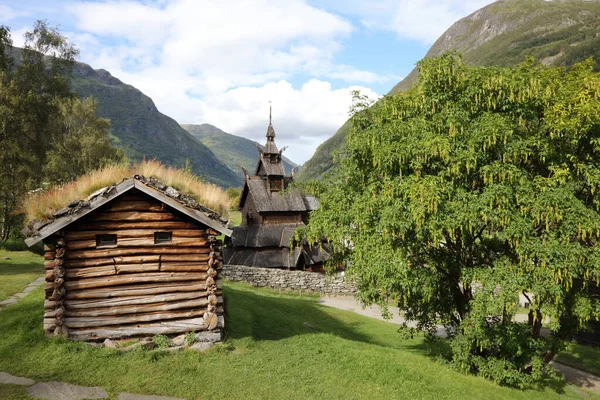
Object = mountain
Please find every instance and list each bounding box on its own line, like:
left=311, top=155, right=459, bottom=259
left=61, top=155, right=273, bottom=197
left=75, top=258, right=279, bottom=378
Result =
left=69, top=62, right=242, bottom=188
left=297, top=0, right=600, bottom=181
left=181, top=123, right=298, bottom=182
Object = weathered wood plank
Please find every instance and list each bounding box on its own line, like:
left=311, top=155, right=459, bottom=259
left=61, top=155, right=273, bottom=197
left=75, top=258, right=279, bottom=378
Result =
left=102, top=200, right=165, bottom=212
left=65, top=229, right=206, bottom=241
left=64, top=308, right=208, bottom=328
left=64, top=292, right=221, bottom=309
left=92, top=211, right=178, bottom=222
left=66, top=247, right=210, bottom=260
left=159, top=263, right=209, bottom=272
left=44, top=251, right=56, bottom=260
left=66, top=236, right=208, bottom=250
left=66, top=255, right=160, bottom=268
left=64, top=262, right=209, bottom=279
left=67, top=317, right=222, bottom=340
left=65, top=282, right=215, bottom=299
left=65, top=263, right=160, bottom=279
left=64, top=272, right=208, bottom=290
left=63, top=298, right=222, bottom=318
left=65, top=253, right=209, bottom=268
left=69, top=221, right=201, bottom=231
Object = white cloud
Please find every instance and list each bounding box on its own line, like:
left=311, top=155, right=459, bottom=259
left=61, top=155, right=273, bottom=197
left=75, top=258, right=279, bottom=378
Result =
left=0, top=5, right=30, bottom=24
left=62, top=0, right=394, bottom=164
left=320, top=0, right=495, bottom=43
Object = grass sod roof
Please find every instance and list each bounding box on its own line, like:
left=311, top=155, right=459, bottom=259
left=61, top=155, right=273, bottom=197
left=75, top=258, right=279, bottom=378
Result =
left=22, top=161, right=233, bottom=243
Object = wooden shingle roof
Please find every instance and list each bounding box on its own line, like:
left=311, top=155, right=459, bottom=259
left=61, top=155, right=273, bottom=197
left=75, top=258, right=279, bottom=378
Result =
left=242, top=177, right=319, bottom=213
left=23, top=176, right=233, bottom=246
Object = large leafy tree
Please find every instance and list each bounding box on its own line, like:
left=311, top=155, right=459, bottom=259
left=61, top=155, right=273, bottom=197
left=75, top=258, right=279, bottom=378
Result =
left=0, top=21, right=123, bottom=239
left=0, top=21, right=78, bottom=239
left=44, top=97, right=125, bottom=183
left=301, top=53, right=600, bottom=386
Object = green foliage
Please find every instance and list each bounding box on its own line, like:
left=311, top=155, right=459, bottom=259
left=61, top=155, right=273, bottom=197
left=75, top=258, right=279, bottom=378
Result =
left=186, top=331, right=196, bottom=347
left=151, top=335, right=170, bottom=349
left=225, top=187, right=241, bottom=210
left=0, top=239, right=43, bottom=255
left=301, top=53, right=600, bottom=386
left=0, top=21, right=78, bottom=240
left=302, top=0, right=600, bottom=182
left=44, top=97, right=126, bottom=183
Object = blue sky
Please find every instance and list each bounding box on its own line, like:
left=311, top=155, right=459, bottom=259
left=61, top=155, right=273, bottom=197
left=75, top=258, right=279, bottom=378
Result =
left=0, top=0, right=494, bottom=164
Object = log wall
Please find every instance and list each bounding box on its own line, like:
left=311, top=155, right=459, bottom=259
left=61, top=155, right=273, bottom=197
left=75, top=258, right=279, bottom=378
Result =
left=42, top=191, right=224, bottom=341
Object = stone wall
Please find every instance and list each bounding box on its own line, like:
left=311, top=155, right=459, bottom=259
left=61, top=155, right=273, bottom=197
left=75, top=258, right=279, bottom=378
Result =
left=221, top=265, right=357, bottom=295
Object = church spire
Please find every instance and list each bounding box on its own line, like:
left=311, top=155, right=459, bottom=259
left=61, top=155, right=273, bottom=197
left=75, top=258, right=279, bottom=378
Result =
left=266, top=104, right=275, bottom=139
left=264, top=104, right=278, bottom=154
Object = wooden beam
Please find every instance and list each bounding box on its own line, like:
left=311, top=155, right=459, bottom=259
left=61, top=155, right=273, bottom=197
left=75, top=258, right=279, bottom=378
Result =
left=63, top=272, right=208, bottom=290
left=65, top=229, right=206, bottom=241
left=69, top=221, right=201, bottom=231
left=65, top=247, right=210, bottom=260
left=64, top=292, right=222, bottom=309
left=67, top=317, right=220, bottom=340
left=66, top=237, right=208, bottom=250
left=65, top=282, right=214, bottom=299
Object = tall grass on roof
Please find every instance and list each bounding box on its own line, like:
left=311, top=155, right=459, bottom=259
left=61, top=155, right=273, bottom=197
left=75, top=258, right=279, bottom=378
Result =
left=22, top=160, right=232, bottom=222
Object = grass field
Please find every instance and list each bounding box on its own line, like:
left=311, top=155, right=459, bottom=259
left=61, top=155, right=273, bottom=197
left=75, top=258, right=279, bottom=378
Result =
left=0, top=250, right=43, bottom=301
left=0, top=251, right=597, bottom=399
left=556, top=344, right=600, bottom=377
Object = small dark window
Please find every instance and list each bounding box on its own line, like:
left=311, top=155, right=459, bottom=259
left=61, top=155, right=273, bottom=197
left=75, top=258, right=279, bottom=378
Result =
left=154, top=231, right=172, bottom=244
left=96, top=234, right=117, bottom=247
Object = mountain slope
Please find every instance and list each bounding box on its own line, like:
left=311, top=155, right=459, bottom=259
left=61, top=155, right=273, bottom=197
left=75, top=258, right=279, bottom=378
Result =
left=69, top=63, right=242, bottom=188
left=181, top=123, right=298, bottom=181
left=297, top=0, right=600, bottom=181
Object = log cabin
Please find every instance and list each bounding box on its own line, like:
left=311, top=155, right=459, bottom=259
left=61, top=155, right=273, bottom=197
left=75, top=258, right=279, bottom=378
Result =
left=23, top=175, right=232, bottom=341
left=223, top=110, right=328, bottom=270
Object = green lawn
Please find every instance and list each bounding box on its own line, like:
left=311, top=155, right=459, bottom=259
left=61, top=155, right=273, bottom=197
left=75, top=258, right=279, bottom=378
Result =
left=0, top=279, right=593, bottom=399
left=556, top=343, right=600, bottom=377
left=0, top=250, right=43, bottom=301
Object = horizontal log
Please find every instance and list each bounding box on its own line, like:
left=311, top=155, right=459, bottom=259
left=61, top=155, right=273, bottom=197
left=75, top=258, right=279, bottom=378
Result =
left=63, top=298, right=223, bottom=318
left=68, top=316, right=224, bottom=340
left=64, top=308, right=208, bottom=328
left=44, top=251, right=56, bottom=260
left=102, top=200, right=165, bottom=212
left=64, top=292, right=221, bottom=309
left=44, top=261, right=56, bottom=270
left=65, top=254, right=209, bottom=268
left=66, top=263, right=210, bottom=279
left=44, top=243, right=56, bottom=252
left=65, top=263, right=160, bottom=279
left=69, top=221, right=201, bottom=231
left=66, top=236, right=208, bottom=250
left=66, top=255, right=160, bottom=268
left=66, top=247, right=210, bottom=260
left=64, top=272, right=208, bottom=290
left=65, top=229, right=206, bottom=241
left=65, top=282, right=220, bottom=299
left=44, top=300, right=56, bottom=309
left=159, top=263, right=209, bottom=272
left=92, top=211, right=178, bottom=222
